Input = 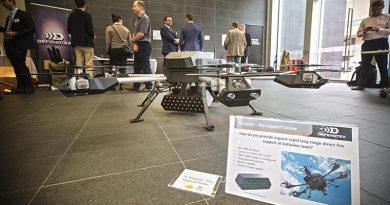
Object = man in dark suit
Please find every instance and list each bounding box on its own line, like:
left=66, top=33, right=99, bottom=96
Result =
left=239, top=24, right=252, bottom=63
left=67, top=0, right=94, bottom=76
left=160, top=16, right=179, bottom=57
left=180, top=14, right=203, bottom=51
left=1, top=0, right=36, bottom=93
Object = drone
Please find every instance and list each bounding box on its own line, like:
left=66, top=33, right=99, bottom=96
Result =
left=280, top=160, right=350, bottom=198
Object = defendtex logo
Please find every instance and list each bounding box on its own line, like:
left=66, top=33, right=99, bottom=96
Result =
left=37, top=32, right=71, bottom=45
left=310, top=125, right=352, bottom=141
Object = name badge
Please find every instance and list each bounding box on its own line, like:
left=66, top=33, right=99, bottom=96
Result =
left=13, top=18, right=20, bottom=23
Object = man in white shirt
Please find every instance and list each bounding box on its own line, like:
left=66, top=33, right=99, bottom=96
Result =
left=353, top=0, right=390, bottom=90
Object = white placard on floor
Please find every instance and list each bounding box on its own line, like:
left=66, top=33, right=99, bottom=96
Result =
left=226, top=116, right=360, bottom=205
left=168, top=169, right=223, bottom=197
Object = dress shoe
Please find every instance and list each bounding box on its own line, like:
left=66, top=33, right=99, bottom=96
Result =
left=351, top=86, right=365, bottom=90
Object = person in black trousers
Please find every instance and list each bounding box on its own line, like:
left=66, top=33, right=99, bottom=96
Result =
left=1, top=0, right=36, bottom=94
left=160, top=16, right=179, bottom=58
left=353, top=0, right=390, bottom=90
left=239, top=24, right=252, bottom=64
left=131, top=0, right=152, bottom=92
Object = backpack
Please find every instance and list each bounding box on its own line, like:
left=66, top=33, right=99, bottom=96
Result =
left=347, top=64, right=377, bottom=87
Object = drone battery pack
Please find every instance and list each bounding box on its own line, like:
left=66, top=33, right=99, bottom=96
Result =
left=235, top=174, right=272, bottom=190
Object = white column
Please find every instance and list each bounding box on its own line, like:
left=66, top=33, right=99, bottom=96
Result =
left=265, top=0, right=281, bottom=67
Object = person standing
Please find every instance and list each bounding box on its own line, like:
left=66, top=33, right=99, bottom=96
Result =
left=224, top=21, right=247, bottom=63
left=0, top=0, right=36, bottom=94
left=160, top=16, right=179, bottom=57
left=105, top=14, right=132, bottom=74
left=131, top=0, right=153, bottom=92
left=67, top=0, right=95, bottom=76
left=352, top=0, right=390, bottom=90
left=239, top=24, right=252, bottom=63
left=180, top=14, right=203, bottom=51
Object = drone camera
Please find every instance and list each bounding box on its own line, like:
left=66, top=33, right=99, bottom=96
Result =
left=76, top=78, right=90, bottom=90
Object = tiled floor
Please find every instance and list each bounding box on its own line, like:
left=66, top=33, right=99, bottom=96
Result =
left=0, top=80, right=389, bottom=205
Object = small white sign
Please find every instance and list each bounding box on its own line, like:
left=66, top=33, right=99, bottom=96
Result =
left=204, top=35, right=210, bottom=41
left=168, top=169, right=223, bottom=197
left=222, top=34, right=227, bottom=46
left=226, top=116, right=360, bottom=205
left=153, top=30, right=162, bottom=40
left=251, top=38, right=260, bottom=45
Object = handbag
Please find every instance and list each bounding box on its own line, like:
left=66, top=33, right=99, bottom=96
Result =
left=111, top=25, right=133, bottom=57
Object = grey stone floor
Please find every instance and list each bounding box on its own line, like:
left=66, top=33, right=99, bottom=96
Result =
left=0, top=80, right=389, bottom=205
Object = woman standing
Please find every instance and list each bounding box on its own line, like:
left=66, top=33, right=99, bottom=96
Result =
left=105, top=14, right=132, bottom=74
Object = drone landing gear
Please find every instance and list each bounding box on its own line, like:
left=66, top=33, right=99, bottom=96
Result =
left=201, top=84, right=215, bottom=131
left=249, top=104, right=263, bottom=115
left=328, top=182, right=339, bottom=188
left=130, top=83, right=161, bottom=123
left=308, top=188, right=312, bottom=198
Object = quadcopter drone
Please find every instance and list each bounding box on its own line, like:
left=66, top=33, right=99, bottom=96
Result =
left=280, top=160, right=350, bottom=198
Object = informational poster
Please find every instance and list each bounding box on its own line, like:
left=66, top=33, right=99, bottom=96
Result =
left=226, top=116, right=360, bottom=205
left=168, top=169, right=223, bottom=197
left=153, top=30, right=162, bottom=40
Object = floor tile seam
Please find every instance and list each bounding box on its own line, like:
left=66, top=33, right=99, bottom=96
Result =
left=354, top=116, right=390, bottom=126
left=26, top=95, right=107, bottom=205
left=3, top=102, right=57, bottom=129
left=66, top=139, right=170, bottom=155
left=359, top=138, right=390, bottom=149
left=0, top=187, right=38, bottom=196
left=201, top=195, right=210, bottom=205
left=360, top=150, right=390, bottom=160
left=257, top=108, right=297, bottom=120
left=0, top=155, right=63, bottom=169
left=41, top=161, right=183, bottom=189
left=168, top=132, right=229, bottom=143
left=41, top=153, right=229, bottom=190
left=182, top=153, right=227, bottom=164
left=361, top=187, right=390, bottom=204
left=156, top=120, right=187, bottom=169
left=183, top=199, right=206, bottom=205
left=180, top=151, right=228, bottom=162
left=77, top=128, right=168, bottom=138
left=184, top=193, right=227, bottom=205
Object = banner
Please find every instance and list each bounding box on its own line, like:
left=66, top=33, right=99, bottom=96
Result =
left=226, top=116, right=360, bottom=205
left=27, top=3, right=72, bottom=71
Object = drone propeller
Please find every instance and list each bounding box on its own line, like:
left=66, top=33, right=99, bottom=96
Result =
left=194, top=63, right=266, bottom=68
left=329, top=159, right=341, bottom=167
left=335, top=169, right=351, bottom=175
left=276, top=64, right=338, bottom=67
left=186, top=71, right=292, bottom=78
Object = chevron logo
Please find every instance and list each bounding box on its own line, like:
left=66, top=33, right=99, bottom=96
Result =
left=319, top=126, right=339, bottom=134
left=45, top=32, right=64, bottom=41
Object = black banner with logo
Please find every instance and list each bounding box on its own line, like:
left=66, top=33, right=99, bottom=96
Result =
left=26, top=3, right=73, bottom=82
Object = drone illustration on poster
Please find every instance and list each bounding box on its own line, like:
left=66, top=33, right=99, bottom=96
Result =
left=280, top=152, right=352, bottom=205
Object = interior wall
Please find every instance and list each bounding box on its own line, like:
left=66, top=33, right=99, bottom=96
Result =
left=22, top=0, right=267, bottom=72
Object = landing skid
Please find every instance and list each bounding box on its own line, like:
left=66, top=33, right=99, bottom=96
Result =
left=249, top=104, right=263, bottom=115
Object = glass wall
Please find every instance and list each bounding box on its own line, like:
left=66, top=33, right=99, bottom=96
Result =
left=274, top=0, right=388, bottom=80
left=277, top=0, right=307, bottom=63
left=316, top=0, right=370, bottom=80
